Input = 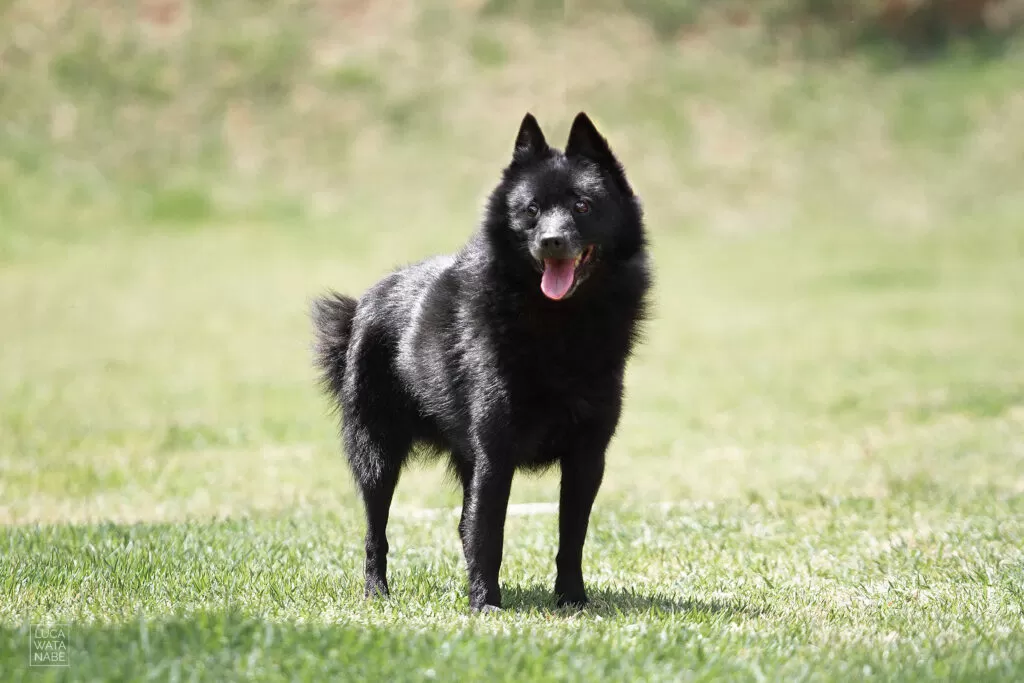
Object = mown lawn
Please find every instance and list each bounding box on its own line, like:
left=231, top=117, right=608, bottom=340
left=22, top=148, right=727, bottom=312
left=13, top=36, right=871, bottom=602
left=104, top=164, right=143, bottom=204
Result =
left=2, top=494, right=1023, bottom=681
left=2, top=216, right=1022, bottom=681
left=2, top=2, right=1024, bottom=680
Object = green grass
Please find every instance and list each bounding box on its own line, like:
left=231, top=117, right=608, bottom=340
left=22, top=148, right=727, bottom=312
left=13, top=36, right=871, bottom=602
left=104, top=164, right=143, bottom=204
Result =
left=2, top=1, right=1024, bottom=680
left=4, top=497, right=1023, bottom=681
left=2, top=222, right=1022, bottom=681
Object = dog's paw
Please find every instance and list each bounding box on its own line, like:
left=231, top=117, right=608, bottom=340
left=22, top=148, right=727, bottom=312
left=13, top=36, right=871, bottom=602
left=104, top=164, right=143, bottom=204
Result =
left=469, top=584, right=502, bottom=613
left=471, top=603, right=504, bottom=615
left=554, top=576, right=589, bottom=609
left=363, top=578, right=390, bottom=599
left=555, top=591, right=588, bottom=610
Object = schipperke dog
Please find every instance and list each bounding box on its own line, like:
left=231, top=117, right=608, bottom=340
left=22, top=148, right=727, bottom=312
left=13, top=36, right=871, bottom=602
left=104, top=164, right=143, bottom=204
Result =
left=313, top=112, right=650, bottom=612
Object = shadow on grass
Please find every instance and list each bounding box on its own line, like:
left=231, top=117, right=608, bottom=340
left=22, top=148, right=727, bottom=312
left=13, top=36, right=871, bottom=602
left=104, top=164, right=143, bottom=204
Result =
left=503, top=583, right=767, bottom=618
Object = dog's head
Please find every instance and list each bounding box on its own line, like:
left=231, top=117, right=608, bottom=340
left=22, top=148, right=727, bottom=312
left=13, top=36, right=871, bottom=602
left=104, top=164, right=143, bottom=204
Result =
left=486, top=112, right=645, bottom=301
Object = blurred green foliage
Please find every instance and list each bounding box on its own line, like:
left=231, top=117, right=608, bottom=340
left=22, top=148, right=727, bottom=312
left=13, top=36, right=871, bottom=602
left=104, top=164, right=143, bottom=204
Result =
left=1, top=0, right=1022, bottom=239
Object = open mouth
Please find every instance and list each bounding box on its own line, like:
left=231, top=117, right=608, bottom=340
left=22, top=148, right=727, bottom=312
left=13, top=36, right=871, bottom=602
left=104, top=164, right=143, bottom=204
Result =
left=540, top=245, right=595, bottom=301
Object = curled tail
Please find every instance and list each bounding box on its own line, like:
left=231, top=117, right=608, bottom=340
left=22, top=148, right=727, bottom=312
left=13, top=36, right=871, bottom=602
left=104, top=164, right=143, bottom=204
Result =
left=312, top=291, right=358, bottom=404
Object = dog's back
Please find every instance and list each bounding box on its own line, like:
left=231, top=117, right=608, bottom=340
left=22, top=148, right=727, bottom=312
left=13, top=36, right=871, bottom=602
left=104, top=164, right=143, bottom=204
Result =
left=313, top=254, right=462, bottom=458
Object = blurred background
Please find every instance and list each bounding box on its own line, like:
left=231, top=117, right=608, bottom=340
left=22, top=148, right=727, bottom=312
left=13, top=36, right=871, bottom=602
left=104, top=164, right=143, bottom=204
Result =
left=2, top=1, right=1023, bottom=524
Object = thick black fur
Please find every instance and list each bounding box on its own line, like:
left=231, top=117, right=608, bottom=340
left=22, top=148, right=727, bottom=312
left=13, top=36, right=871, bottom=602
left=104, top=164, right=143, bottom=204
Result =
left=313, top=112, right=651, bottom=612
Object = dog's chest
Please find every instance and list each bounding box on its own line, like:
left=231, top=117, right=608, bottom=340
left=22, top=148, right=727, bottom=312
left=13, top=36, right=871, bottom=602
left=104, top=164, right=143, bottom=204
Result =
left=504, top=383, right=610, bottom=468
left=509, top=312, right=628, bottom=376
left=485, top=297, right=636, bottom=425
left=500, top=345, right=619, bottom=427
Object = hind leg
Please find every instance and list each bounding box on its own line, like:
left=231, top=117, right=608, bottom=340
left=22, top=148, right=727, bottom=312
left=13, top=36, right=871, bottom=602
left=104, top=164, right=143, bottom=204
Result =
left=339, top=317, right=417, bottom=598
left=345, top=424, right=410, bottom=599
left=451, top=455, right=472, bottom=547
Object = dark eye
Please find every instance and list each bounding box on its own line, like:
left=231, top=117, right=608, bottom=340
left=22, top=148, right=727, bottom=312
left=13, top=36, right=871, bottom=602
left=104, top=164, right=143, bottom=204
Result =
left=526, top=203, right=540, bottom=217
left=573, top=198, right=591, bottom=214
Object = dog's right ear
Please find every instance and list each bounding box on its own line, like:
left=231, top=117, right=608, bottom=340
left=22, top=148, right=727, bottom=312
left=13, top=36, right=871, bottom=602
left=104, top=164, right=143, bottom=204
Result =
left=512, top=113, right=549, bottom=165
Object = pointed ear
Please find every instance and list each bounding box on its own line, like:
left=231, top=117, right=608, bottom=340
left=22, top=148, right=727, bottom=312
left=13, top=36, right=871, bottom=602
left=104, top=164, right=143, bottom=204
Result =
left=565, top=112, right=634, bottom=196
left=512, top=113, right=549, bottom=165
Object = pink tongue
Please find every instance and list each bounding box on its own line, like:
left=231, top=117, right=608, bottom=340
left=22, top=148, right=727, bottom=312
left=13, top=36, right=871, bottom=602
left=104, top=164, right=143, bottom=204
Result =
left=541, top=258, right=575, bottom=300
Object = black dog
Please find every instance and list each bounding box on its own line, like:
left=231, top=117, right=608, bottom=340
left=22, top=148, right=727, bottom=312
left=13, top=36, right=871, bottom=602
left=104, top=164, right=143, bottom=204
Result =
left=313, top=112, right=650, bottom=611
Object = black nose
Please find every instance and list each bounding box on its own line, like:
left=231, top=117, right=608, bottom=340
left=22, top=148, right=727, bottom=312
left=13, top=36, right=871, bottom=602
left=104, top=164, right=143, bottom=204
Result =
left=539, top=236, right=565, bottom=250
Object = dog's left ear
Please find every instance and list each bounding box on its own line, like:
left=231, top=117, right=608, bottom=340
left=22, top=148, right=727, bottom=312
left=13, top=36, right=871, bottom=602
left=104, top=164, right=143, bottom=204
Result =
left=565, top=112, right=634, bottom=196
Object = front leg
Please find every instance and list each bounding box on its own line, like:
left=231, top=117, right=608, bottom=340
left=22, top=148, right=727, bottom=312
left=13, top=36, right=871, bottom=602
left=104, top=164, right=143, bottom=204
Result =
left=555, top=436, right=609, bottom=608
left=461, top=458, right=515, bottom=611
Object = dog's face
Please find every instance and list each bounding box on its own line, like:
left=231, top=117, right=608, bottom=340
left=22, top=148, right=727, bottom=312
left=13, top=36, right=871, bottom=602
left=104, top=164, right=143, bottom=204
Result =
left=493, top=112, right=644, bottom=301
